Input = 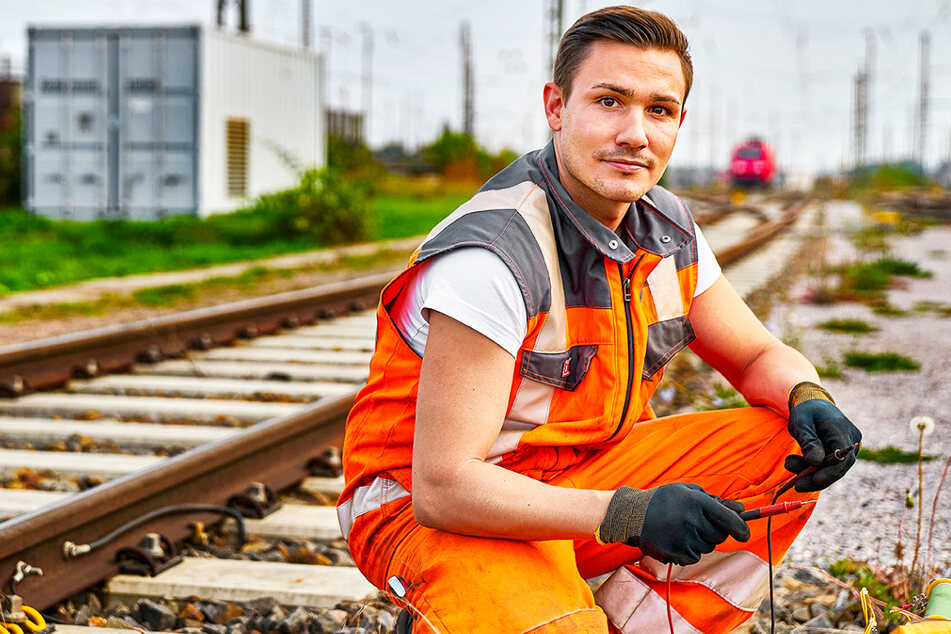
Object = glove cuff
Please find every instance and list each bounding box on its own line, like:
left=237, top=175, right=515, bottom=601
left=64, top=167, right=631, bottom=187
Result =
left=595, top=486, right=653, bottom=545
left=788, top=381, right=835, bottom=410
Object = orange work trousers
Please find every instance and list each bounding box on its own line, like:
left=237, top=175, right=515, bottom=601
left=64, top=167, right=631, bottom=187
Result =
left=348, top=407, right=818, bottom=634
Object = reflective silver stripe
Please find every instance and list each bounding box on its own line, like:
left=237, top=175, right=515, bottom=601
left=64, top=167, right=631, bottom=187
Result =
left=336, top=476, right=411, bottom=540
left=595, top=566, right=703, bottom=634
left=507, top=186, right=563, bottom=429
left=486, top=419, right=538, bottom=461
left=639, top=550, right=770, bottom=612
left=424, top=181, right=539, bottom=244
left=646, top=255, right=685, bottom=321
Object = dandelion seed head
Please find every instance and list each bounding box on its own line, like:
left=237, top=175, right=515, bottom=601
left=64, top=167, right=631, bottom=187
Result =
left=909, top=415, right=935, bottom=436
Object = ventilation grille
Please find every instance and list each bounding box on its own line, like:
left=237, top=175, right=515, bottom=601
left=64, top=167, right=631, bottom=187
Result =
left=226, top=117, right=249, bottom=198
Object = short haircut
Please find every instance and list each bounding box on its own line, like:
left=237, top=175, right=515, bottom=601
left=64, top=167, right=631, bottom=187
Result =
left=553, top=5, right=693, bottom=103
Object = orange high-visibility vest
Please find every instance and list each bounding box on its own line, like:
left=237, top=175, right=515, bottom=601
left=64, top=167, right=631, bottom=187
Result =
left=338, top=142, right=699, bottom=539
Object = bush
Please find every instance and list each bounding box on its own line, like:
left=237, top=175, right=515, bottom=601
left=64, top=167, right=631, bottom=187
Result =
left=0, top=168, right=373, bottom=293
left=0, top=109, right=21, bottom=205
left=849, top=162, right=930, bottom=193
left=423, top=127, right=519, bottom=181
left=239, top=168, right=373, bottom=246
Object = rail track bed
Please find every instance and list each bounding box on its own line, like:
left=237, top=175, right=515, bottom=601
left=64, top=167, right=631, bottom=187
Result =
left=0, top=194, right=813, bottom=633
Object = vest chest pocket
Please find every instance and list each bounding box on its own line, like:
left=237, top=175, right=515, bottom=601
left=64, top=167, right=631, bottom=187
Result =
left=518, top=344, right=599, bottom=391
left=643, top=316, right=696, bottom=380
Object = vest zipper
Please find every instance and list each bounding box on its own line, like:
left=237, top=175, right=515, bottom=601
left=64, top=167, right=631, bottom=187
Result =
left=609, top=256, right=643, bottom=441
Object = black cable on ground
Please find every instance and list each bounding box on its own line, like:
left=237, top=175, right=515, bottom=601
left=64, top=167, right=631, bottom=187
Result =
left=68, top=503, right=248, bottom=557
left=13, top=504, right=249, bottom=627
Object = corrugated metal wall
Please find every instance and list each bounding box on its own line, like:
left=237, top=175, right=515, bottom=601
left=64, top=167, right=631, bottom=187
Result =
left=25, top=27, right=199, bottom=220
left=25, top=26, right=324, bottom=220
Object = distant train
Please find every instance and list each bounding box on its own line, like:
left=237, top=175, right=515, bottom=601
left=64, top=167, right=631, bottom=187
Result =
left=729, top=139, right=776, bottom=188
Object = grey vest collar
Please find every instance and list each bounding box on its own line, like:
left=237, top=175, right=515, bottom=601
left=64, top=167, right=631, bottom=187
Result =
left=536, top=141, right=691, bottom=262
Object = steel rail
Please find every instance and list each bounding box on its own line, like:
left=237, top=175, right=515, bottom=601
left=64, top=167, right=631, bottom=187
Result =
left=714, top=197, right=810, bottom=267
left=0, top=393, right=352, bottom=610
left=0, top=271, right=396, bottom=395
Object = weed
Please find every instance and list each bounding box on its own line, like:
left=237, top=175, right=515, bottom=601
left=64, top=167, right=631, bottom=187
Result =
left=0, top=172, right=457, bottom=294
left=843, top=351, right=920, bottom=372
left=828, top=423, right=950, bottom=627
left=694, top=383, right=748, bottom=411
left=912, top=300, right=951, bottom=316
left=131, top=284, right=196, bottom=307
left=874, top=257, right=931, bottom=278
left=870, top=300, right=908, bottom=317
left=836, top=257, right=931, bottom=300
left=819, top=318, right=878, bottom=334
left=858, top=446, right=937, bottom=464
left=816, top=363, right=842, bottom=379
left=851, top=228, right=890, bottom=253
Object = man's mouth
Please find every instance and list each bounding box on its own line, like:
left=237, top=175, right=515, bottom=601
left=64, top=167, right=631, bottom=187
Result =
left=602, top=157, right=651, bottom=172
left=597, top=152, right=654, bottom=172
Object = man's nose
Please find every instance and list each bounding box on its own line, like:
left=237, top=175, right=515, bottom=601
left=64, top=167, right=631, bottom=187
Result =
left=616, top=111, right=649, bottom=149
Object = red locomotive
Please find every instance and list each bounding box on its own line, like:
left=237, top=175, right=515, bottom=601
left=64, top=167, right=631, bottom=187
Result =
left=729, top=138, right=776, bottom=188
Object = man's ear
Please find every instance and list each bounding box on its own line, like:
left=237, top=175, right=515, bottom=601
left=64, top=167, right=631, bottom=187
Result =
left=679, top=107, right=687, bottom=127
left=543, top=82, right=564, bottom=132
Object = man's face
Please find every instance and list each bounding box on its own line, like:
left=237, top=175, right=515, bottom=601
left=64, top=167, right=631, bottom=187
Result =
left=544, top=42, right=686, bottom=229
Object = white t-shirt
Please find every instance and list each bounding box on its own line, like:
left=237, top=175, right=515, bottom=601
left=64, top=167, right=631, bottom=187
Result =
left=391, top=222, right=721, bottom=358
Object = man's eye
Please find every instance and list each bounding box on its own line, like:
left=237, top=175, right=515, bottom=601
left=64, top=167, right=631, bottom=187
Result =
left=599, top=97, right=619, bottom=108
left=649, top=106, right=671, bottom=116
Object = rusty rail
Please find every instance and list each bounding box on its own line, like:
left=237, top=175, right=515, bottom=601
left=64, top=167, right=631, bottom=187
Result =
left=0, top=271, right=395, bottom=395
left=714, top=197, right=810, bottom=267
left=0, top=394, right=352, bottom=609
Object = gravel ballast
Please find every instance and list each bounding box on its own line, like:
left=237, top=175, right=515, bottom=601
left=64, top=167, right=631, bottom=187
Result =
left=769, top=212, right=951, bottom=574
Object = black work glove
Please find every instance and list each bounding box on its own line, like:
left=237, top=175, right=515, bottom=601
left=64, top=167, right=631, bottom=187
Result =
left=785, top=381, right=862, bottom=492
left=596, top=483, right=750, bottom=566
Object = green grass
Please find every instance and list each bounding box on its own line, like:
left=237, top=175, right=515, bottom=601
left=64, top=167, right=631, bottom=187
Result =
left=0, top=208, right=315, bottom=294
left=815, top=364, right=842, bottom=379
left=372, top=193, right=471, bottom=239
left=819, top=318, right=877, bottom=334
left=838, top=256, right=931, bottom=298
left=843, top=351, right=920, bottom=372
left=131, top=284, right=197, bottom=307
left=694, top=384, right=748, bottom=411
left=0, top=249, right=412, bottom=323
left=913, top=300, right=951, bottom=316
left=858, top=446, right=937, bottom=464
left=870, top=300, right=908, bottom=317
left=0, top=191, right=465, bottom=296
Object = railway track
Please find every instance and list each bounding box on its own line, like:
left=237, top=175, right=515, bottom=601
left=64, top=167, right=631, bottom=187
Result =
left=0, top=194, right=813, bottom=633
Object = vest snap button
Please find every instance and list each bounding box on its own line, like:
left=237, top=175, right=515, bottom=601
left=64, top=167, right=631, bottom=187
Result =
left=661, top=235, right=671, bottom=243
left=608, top=239, right=619, bottom=249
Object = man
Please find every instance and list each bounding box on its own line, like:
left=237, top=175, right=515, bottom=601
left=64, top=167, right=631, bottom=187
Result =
left=337, top=6, right=861, bottom=633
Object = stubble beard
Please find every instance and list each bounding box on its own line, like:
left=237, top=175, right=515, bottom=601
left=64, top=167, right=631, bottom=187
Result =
left=559, top=134, right=658, bottom=207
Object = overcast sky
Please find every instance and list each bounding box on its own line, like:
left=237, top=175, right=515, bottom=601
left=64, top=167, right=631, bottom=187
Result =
left=2, top=1, right=951, bottom=178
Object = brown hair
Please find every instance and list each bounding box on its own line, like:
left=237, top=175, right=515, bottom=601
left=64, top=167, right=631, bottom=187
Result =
left=552, top=6, right=692, bottom=103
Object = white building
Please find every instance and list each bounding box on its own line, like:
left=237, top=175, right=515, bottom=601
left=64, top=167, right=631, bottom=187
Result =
left=25, top=25, right=324, bottom=220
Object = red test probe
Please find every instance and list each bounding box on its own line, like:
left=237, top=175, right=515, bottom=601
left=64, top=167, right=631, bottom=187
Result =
left=739, top=499, right=816, bottom=521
